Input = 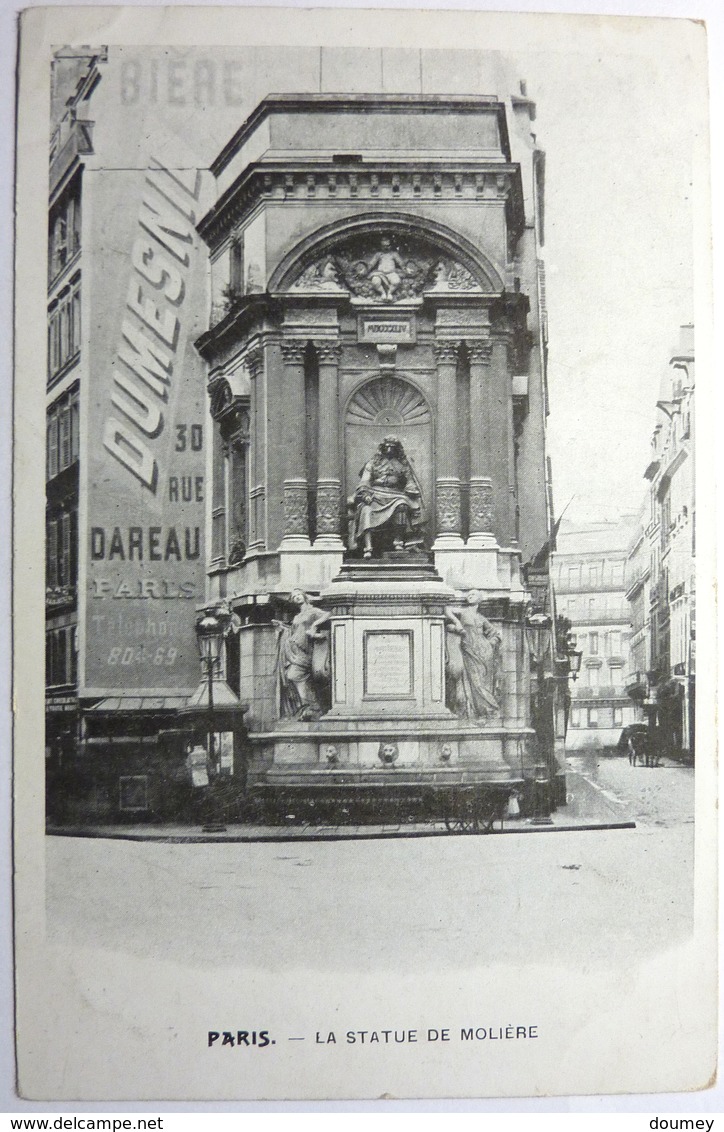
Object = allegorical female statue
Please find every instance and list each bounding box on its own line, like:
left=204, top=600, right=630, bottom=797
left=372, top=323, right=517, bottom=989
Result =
left=274, top=590, right=330, bottom=720
left=353, top=435, right=424, bottom=558
left=444, top=590, right=502, bottom=720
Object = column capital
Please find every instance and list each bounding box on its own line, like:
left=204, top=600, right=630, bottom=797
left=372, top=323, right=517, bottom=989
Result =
left=245, top=345, right=264, bottom=378
left=313, top=339, right=342, bottom=363
left=433, top=339, right=461, bottom=365
left=468, top=339, right=493, bottom=366
left=280, top=339, right=307, bottom=365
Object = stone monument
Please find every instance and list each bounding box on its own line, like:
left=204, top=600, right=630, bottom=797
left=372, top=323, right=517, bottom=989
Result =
left=194, top=91, right=555, bottom=819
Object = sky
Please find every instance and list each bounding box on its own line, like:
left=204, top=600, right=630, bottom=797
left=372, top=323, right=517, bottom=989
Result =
left=514, top=39, right=701, bottom=523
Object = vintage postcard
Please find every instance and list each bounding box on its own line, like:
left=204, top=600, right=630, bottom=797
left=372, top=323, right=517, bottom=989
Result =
left=13, top=4, right=716, bottom=1103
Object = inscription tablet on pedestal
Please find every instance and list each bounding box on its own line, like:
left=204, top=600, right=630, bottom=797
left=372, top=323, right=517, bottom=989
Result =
left=363, top=630, right=413, bottom=698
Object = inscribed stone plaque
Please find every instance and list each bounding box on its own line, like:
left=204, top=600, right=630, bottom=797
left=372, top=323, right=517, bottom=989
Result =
left=363, top=630, right=413, bottom=697
left=358, top=316, right=415, bottom=343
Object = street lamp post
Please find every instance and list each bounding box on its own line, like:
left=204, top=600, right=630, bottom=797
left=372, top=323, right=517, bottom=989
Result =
left=525, top=611, right=554, bottom=824
left=568, top=649, right=583, bottom=681
left=196, top=610, right=226, bottom=833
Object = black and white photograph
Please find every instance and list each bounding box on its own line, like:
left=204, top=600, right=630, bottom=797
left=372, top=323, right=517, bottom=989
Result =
left=12, top=3, right=717, bottom=1105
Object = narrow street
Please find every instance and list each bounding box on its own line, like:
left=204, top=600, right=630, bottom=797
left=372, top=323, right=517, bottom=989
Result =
left=46, top=754, right=695, bottom=974
left=566, top=750, right=695, bottom=829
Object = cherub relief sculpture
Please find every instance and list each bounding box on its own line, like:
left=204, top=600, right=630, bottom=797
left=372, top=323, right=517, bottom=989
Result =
left=274, top=590, right=331, bottom=720
left=364, top=237, right=407, bottom=300
left=288, top=234, right=484, bottom=303
left=444, top=591, right=502, bottom=720
left=352, top=435, right=425, bottom=558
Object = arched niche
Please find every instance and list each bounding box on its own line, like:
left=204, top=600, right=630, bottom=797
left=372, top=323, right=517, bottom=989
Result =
left=344, top=376, right=433, bottom=544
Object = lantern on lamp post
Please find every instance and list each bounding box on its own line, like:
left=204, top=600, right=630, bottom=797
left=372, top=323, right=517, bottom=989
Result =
left=568, top=648, right=583, bottom=681
left=196, top=611, right=223, bottom=777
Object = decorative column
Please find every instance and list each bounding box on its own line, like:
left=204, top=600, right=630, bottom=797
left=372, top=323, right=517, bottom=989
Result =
left=433, top=339, right=463, bottom=548
left=279, top=339, right=310, bottom=547
left=313, top=340, right=344, bottom=548
left=489, top=334, right=515, bottom=548
left=467, top=338, right=496, bottom=547
left=246, top=345, right=265, bottom=552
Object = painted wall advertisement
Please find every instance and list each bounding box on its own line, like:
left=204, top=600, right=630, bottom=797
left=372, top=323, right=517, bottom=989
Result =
left=80, top=71, right=215, bottom=696
left=78, top=45, right=345, bottom=696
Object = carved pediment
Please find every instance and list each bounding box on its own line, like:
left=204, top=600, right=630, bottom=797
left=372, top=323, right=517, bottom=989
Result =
left=288, top=233, right=484, bottom=303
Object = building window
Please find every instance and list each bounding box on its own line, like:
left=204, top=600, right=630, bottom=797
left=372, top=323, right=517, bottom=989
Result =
left=225, top=432, right=249, bottom=564
left=46, top=387, right=80, bottom=480
left=588, top=565, right=598, bottom=587
left=589, top=632, right=599, bottom=655
left=229, top=236, right=244, bottom=296
left=570, top=710, right=581, bottom=729
left=610, top=664, right=623, bottom=686
left=568, top=565, right=579, bottom=588
left=45, top=624, right=76, bottom=687
left=609, top=630, right=622, bottom=656
left=47, top=278, right=81, bottom=381
left=46, top=506, right=78, bottom=591
left=610, top=562, right=624, bottom=586
left=661, top=493, right=672, bottom=550
left=49, top=177, right=81, bottom=284
left=613, top=706, right=624, bottom=726
left=211, top=398, right=250, bottom=566
left=588, top=665, right=600, bottom=687
left=588, top=597, right=596, bottom=617
left=588, top=707, right=598, bottom=728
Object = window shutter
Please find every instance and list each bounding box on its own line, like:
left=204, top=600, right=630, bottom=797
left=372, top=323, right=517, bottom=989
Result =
left=60, top=512, right=71, bottom=586
left=47, top=412, right=59, bottom=479
left=70, top=392, right=80, bottom=463
left=46, top=518, right=58, bottom=588
left=59, top=404, right=71, bottom=470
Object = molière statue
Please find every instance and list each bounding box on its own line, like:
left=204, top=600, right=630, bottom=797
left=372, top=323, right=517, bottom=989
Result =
left=352, top=435, right=425, bottom=558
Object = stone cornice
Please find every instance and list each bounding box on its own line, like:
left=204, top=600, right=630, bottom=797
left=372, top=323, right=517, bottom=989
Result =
left=198, top=163, right=525, bottom=250
left=195, top=287, right=530, bottom=365
left=210, top=94, right=511, bottom=177
left=195, top=294, right=281, bottom=362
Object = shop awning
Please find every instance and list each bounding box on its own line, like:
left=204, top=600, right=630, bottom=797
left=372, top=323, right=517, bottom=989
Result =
left=181, top=679, right=248, bottom=714
left=86, top=696, right=191, bottom=713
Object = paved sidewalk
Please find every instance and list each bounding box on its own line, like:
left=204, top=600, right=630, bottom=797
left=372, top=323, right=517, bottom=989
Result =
left=47, top=768, right=634, bottom=842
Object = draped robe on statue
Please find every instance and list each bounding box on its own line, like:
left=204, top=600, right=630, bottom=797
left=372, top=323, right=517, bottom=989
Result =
left=353, top=448, right=424, bottom=547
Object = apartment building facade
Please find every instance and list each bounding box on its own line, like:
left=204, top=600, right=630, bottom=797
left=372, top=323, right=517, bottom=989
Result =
left=625, top=326, right=695, bottom=763
left=553, top=518, right=637, bottom=751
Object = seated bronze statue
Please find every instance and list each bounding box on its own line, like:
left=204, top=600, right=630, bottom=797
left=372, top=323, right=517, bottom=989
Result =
left=352, top=436, right=424, bottom=558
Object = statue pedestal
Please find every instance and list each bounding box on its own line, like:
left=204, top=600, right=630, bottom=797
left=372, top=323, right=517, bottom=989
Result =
left=324, top=560, right=452, bottom=721
left=257, top=559, right=528, bottom=790
left=276, top=544, right=344, bottom=593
